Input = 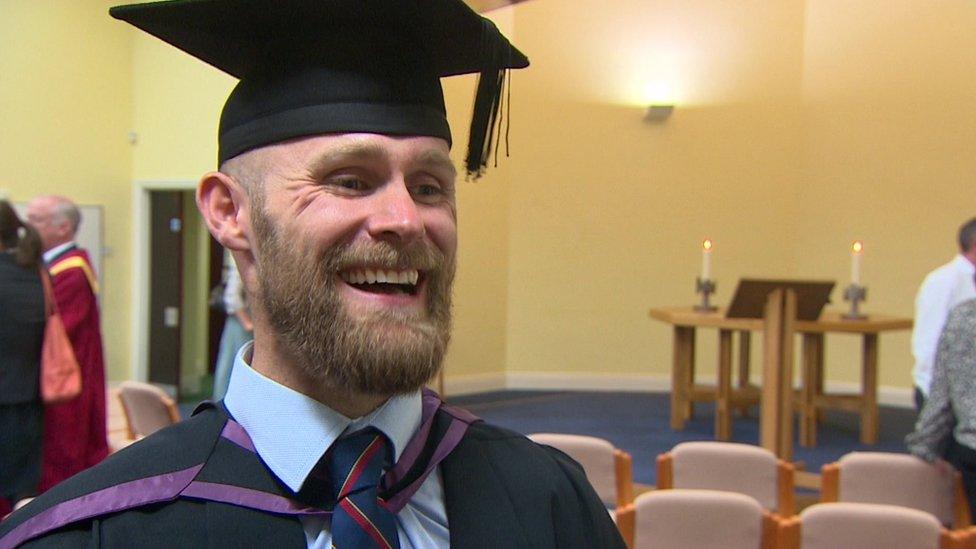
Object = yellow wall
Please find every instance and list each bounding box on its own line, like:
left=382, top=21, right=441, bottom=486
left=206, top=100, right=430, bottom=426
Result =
left=0, top=1, right=133, bottom=381
left=506, top=0, right=806, bottom=380
left=502, top=0, right=976, bottom=393
left=796, top=0, right=976, bottom=388
left=129, top=30, right=235, bottom=180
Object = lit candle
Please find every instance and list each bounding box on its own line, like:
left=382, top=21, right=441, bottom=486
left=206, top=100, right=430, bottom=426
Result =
left=702, top=239, right=713, bottom=280
left=850, top=240, right=863, bottom=285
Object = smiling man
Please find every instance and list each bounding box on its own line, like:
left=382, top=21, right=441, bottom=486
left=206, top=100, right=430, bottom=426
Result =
left=0, top=1, right=624, bottom=548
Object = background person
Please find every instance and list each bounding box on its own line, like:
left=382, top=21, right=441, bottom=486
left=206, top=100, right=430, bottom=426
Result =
left=912, top=217, right=976, bottom=410
left=24, top=195, right=108, bottom=491
left=212, top=251, right=252, bottom=401
left=0, top=200, right=46, bottom=517
left=906, top=298, right=976, bottom=517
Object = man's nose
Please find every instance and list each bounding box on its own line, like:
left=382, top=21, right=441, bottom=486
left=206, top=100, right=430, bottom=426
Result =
left=364, top=181, right=424, bottom=244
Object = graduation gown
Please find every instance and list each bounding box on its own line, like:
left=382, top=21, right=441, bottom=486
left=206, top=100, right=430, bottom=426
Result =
left=0, top=402, right=625, bottom=548
left=39, top=246, right=109, bottom=492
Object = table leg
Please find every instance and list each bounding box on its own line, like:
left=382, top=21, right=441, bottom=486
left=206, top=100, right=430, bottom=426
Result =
left=799, top=333, right=823, bottom=447
left=671, top=326, right=695, bottom=430
left=737, top=331, right=751, bottom=417
left=861, top=333, right=879, bottom=444
left=717, top=329, right=733, bottom=440
left=686, top=330, right=696, bottom=421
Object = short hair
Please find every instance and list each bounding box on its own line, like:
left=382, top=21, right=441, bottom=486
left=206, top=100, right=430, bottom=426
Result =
left=51, top=197, right=82, bottom=235
left=959, top=218, right=976, bottom=252
left=220, top=151, right=267, bottom=208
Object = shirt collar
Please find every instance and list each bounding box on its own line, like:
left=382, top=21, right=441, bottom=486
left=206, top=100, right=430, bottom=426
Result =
left=43, top=241, right=76, bottom=264
left=223, top=341, right=423, bottom=493
left=954, top=254, right=976, bottom=274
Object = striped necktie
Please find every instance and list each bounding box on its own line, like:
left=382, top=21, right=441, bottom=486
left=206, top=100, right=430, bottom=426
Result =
left=326, top=428, right=400, bottom=549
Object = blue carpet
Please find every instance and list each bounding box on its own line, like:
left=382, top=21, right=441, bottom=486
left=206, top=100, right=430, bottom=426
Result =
left=181, top=389, right=919, bottom=487
left=446, top=390, right=919, bottom=486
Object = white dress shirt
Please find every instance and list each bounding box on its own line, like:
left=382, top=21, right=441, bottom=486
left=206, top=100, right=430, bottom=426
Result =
left=912, top=254, right=976, bottom=395
left=42, top=241, right=75, bottom=264
left=221, top=259, right=245, bottom=314
left=223, top=343, right=450, bottom=548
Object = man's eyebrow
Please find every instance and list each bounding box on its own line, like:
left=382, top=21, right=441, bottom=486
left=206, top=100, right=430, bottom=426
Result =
left=306, top=141, right=388, bottom=175
left=414, top=149, right=457, bottom=178
left=306, top=141, right=457, bottom=180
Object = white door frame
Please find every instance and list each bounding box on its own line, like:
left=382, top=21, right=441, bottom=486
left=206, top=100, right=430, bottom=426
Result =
left=130, top=180, right=197, bottom=383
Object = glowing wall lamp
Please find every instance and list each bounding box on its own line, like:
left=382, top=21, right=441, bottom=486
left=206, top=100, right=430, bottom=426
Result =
left=644, top=104, right=674, bottom=122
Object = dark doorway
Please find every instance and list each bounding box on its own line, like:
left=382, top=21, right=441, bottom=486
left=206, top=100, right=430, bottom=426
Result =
left=148, top=191, right=184, bottom=395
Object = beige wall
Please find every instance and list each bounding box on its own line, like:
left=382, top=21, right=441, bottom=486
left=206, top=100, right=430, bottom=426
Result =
left=503, top=0, right=975, bottom=394
left=506, top=0, right=806, bottom=381
left=796, top=0, right=976, bottom=388
left=0, top=1, right=133, bottom=381
left=4, top=1, right=974, bottom=398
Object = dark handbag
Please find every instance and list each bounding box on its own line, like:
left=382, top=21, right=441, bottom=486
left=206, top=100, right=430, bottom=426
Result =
left=39, top=269, right=82, bottom=404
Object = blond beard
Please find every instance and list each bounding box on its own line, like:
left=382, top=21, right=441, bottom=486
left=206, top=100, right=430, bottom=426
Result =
left=250, top=203, right=454, bottom=396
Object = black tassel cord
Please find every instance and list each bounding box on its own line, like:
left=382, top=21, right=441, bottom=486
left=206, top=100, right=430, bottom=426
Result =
left=465, top=20, right=513, bottom=179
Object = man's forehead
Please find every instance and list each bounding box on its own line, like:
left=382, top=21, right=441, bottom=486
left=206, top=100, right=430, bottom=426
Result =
left=26, top=198, right=51, bottom=214
left=266, top=133, right=453, bottom=165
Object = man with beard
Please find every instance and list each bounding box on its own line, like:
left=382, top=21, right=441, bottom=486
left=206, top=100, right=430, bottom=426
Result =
left=0, top=1, right=625, bottom=547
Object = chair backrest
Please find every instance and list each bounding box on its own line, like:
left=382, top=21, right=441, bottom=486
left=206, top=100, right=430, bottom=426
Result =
left=619, top=488, right=773, bottom=549
left=662, top=441, right=792, bottom=514
left=117, top=381, right=180, bottom=439
left=782, top=502, right=944, bottom=549
left=528, top=433, right=632, bottom=507
left=822, top=451, right=968, bottom=527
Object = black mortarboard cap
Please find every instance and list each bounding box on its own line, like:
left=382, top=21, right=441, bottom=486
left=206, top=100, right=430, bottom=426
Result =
left=109, top=0, right=528, bottom=177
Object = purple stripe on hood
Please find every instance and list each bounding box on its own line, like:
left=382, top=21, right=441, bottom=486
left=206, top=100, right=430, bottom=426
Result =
left=182, top=481, right=330, bottom=518
left=1, top=464, right=203, bottom=549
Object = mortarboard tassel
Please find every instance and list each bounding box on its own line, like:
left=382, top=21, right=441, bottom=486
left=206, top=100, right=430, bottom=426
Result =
left=465, top=20, right=511, bottom=179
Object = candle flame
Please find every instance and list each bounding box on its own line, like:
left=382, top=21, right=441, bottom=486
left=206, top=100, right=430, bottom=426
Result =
left=702, top=239, right=712, bottom=251
left=851, top=240, right=863, bottom=254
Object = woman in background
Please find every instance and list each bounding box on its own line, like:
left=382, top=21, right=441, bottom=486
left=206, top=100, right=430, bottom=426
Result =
left=212, top=250, right=252, bottom=401
left=0, top=200, right=46, bottom=517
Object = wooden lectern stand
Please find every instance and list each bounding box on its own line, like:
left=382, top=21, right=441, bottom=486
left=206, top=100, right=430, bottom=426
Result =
left=730, top=280, right=833, bottom=461
left=761, top=288, right=797, bottom=461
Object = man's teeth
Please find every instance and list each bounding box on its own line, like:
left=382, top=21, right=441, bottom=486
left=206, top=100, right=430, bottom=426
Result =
left=341, top=269, right=419, bottom=285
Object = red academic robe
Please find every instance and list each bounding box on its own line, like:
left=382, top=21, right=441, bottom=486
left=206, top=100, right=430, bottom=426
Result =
left=39, top=246, right=109, bottom=491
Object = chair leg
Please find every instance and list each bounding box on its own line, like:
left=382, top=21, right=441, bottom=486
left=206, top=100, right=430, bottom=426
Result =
left=615, top=504, right=635, bottom=549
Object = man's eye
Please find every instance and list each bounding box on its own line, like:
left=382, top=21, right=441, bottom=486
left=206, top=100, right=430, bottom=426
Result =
left=414, top=184, right=442, bottom=197
left=331, top=177, right=368, bottom=191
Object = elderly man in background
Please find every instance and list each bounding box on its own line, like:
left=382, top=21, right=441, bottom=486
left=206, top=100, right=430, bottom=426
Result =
left=24, top=195, right=108, bottom=491
left=912, top=217, right=976, bottom=410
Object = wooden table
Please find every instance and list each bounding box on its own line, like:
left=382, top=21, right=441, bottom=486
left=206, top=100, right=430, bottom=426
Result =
left=650, top=302, right=912, bottom=460
left=647, top=307, right=762, bottom=442
left=793, top=312, right=913, bottom=447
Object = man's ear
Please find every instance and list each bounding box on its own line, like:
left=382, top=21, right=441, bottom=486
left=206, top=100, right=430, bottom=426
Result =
left=197, top=171, right=251, bottom=251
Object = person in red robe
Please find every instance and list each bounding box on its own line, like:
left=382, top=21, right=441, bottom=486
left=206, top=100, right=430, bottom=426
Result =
left=25, top=196, right=108, bottom=491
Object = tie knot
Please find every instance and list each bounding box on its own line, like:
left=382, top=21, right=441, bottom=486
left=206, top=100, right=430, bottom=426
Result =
left=328, top=427, right=391, bottom=501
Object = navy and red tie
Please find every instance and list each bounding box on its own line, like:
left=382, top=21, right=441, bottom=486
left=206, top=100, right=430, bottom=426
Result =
left=325, top=428, right=400, bottom=549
